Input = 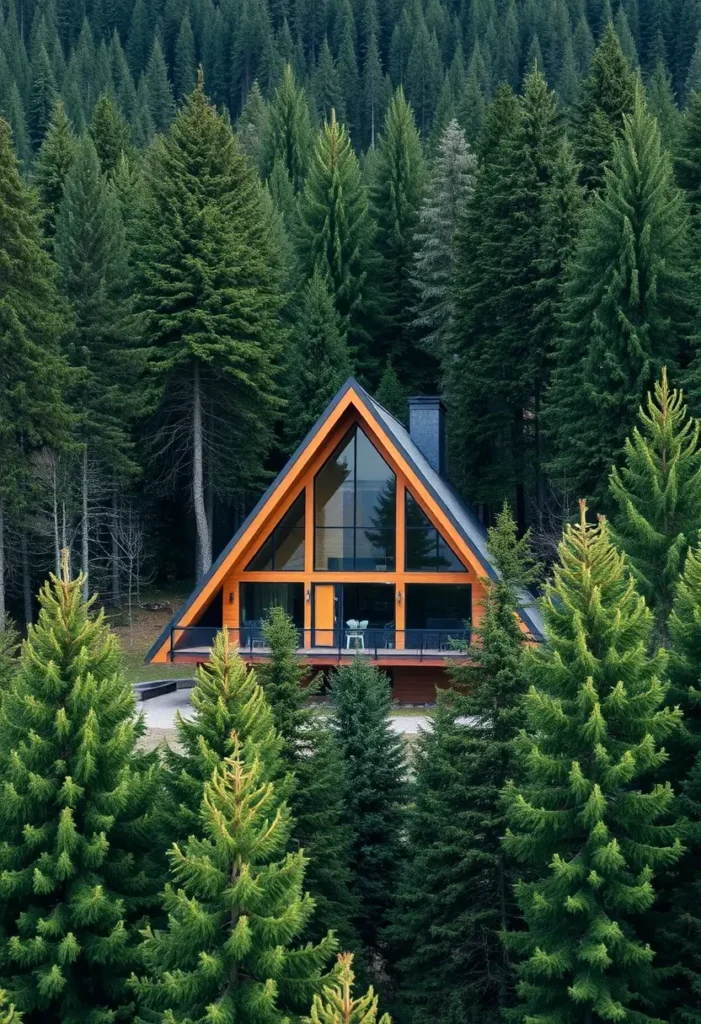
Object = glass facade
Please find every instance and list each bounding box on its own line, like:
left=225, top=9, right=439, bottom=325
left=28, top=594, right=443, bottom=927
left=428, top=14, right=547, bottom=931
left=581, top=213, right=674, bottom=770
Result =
left=246, top=493, right=305, bottom=571
left=314, top=427, right=396, bottom=570
left=405, top=583, right=472, bottom=630
left=240, top=582, right=304, bottom=627
left=405, top=493, right=465, bottom=571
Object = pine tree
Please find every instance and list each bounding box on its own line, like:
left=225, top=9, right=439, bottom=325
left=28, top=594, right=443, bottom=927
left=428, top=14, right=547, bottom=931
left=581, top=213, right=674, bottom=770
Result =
left=133, top=733, right=337, bottom=1022
left=262, top=63, right=313, bottom=191
left=370, top=87, right=427, bottom=381
left=173, top=14, right=196, bottom=100
left=304, top=954, right=391, bottom=1024
left=392, top=504, right=536, bottom=1024
left=449, top=69, right=563, bottom=524
left=609, top=369, right=701, bottom=639
left=236, top=80, right=269, bottom=174
left=296, top=110, right=376, bottom=367
left=547, top=88, right=693, bottom=507
left=647, top=59, right=682, bottom=153
left=0, top=116, right=73, bottom=621
left=284, top=271, right=352, bottom=450
left=0, top=552, right=162, bottom=1020
left=375, top=360, right=408, bottom=423
left=329, top=659, right=407, bottom=972
left=669, top=540, right=701, bottom=737
left=411, top=118, right=475, bottom=363
left=143, top=37, right=176, bottom=136
left=0, top=992, right=20, bottom=1024
left=32, top=99, right=77, bottom=238
left=503, top=504, right=684, bottom=1024
left=573, top=22, right=637, bottom=189
left=28, top=43, right=57, bottom=148
left=89, top=91, right=133, bottom=175
left=133, top=77, right=283, bottom=580
left=258, top=608, right=360, bottom=952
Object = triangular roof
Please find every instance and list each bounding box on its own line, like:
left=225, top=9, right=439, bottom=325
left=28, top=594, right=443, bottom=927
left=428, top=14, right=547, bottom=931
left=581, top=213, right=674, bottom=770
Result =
left=146, top=378, right=544, bottom=661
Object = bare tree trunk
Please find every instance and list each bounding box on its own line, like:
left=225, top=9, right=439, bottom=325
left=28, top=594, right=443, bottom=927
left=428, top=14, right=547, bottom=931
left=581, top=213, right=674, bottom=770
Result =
left=81, top=445, right=89, bottom=600
left=0, top=501, right=5, bottom=623
left=111, top=488, right=120, bottom=608
left=192, top=360, right=212, bottom=580
left=20, top=527, right=31, bottom=625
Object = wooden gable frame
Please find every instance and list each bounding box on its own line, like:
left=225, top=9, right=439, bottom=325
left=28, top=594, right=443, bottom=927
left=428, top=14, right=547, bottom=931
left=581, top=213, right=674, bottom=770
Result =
left=147, top=382, right=534, bottom=663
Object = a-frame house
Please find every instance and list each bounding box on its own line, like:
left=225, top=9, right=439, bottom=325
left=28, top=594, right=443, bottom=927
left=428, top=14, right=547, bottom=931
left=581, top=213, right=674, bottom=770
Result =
left=146, top=379, right=543, bottom=702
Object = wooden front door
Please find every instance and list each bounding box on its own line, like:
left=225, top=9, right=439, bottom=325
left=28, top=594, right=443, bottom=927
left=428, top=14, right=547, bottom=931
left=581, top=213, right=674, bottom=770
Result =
left=313, top=584, right=337, bottom=646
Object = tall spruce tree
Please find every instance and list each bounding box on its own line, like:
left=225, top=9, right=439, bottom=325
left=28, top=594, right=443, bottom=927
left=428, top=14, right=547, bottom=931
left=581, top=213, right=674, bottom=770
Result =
left=304, top=954, right=391, bottom=1024
left=449, top=68, right=563, bottom=525
left=32, top=99, right=77, bottom=237
left=370, top=87, right=427, bottom=384
left=284, top=271, right=352, bottom=451
left=296, top=110, right=376, bottom=369
left=0, top=553, right=162, bottom=1020
left=391, top=505, right=537, bottom=1024
left=547, top=88, right=693, bottom=507
left=133, top=77, right=283, bottom=580
left=609, top=369, right=701, bottom=639
left=258, top=608, right=360, bottom=953
left=0, top=116, right=73, bottom=622
left=89, top=92, right=133, bottom=176
left=411, top=118, right=475, bottom=364
left=262, top=63, right=313, bottom=191
left=503, top=505, right=684, bottom=1024
left=133, top=735, right=337, bottom=1022
left=329, top=659, right=407, bottom=974
left=573, top=21, right=637, bottom=189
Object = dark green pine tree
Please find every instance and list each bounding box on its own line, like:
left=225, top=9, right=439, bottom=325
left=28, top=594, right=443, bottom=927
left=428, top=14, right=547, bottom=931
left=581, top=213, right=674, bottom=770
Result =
left=296, top=110, right=376, bottom=370
left=173, top=15, right=196, bottom=101
left=89, top=92, right=133, bottom=176
left=677, top=89, right=701, bottom=214
left=329, top=659, right=407, bottom=974
left=284, top=271, right=352, bottom=450
left=133, top=77, right=283, bottom=580
left=391, top=505, right=537, bottom=1024
left=143, top=37, right=176, bottom=136
left=375, top=359, right=408, bottom=424
left=646, top=59, right=682, bottom=154
left=573, top=21, right=637, bottom=189
left=32, top=99, right=77, bottom=237
left=28, top=43, right=57, bottom=148
left=262, top=63, right=314, bottom=192
left=136, top=629, right=337, bottom=1021
left=609, top=369, right=701, bottom=640
left=449, top=69, right=563, bottom=525
left=503, top=505, right=684, bottom=1024
left=0, top=116, right=74, bottom=622
left=258, top=607, right=360, bottom=953
left=0, top=553, right=162, bottom=1021
left=370, top=87, right=427, bottom=384
left=133, top=736, right=336, bottom=1022
left=547, top=88, right=693, bottom=508
left=55, top=133, right=138, bottom=586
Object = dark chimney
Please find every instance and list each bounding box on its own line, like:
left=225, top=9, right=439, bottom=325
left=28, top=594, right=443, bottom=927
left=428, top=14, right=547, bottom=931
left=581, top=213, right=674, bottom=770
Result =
left=408, top=396, right=446, bottom=477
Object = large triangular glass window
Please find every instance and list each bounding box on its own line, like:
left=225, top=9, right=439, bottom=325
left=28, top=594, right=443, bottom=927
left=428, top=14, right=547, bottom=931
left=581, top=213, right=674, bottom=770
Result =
left=405, top=492, right=466, bottom=571
left=246, top=492, right=305, bottom=571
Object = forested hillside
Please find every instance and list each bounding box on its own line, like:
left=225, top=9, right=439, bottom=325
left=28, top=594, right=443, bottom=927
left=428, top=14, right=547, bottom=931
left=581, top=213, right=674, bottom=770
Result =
left=1, top=0, right=701, bottom=617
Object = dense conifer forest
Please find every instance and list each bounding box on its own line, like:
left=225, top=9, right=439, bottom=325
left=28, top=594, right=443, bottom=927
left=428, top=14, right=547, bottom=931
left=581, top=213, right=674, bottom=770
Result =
left=4, top=0, right=701, bottom=610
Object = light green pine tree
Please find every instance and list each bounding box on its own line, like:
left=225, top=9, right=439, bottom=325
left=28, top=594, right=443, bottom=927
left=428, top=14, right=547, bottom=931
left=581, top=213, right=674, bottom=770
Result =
left=503, top=505, right=684, bottom=1024
left=609, top=369, right=701, bottom=639
left=0, top=553, right=162, bottom=1020
left=304, top=954, right=390, bottom=1024
left=0, top=991, right=21, bottom=1024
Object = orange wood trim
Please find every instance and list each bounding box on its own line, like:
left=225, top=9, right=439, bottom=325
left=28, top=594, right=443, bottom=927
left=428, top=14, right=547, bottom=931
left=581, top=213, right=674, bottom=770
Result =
left=304, top=484, right=313, bottom=574
left=313, top=583, right=335, bottom=645
left=149, top=389, right=506, bottom=663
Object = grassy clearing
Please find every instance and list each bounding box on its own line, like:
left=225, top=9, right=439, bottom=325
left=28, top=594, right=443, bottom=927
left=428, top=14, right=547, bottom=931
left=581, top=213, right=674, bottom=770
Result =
left=109, top=586, right=194, bottom=685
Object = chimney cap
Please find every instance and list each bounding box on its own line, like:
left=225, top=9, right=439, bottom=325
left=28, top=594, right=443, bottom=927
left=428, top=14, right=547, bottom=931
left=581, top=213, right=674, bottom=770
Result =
left=408, top=394, right=446, bottom=411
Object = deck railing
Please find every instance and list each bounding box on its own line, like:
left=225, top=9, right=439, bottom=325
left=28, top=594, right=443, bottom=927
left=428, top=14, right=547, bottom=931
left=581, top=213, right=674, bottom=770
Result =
left=169, top=625, right=471, bottom=663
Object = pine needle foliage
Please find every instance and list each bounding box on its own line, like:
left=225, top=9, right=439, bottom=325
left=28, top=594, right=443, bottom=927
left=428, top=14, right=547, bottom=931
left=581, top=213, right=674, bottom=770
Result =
left=304, top=953, right=390, bottom=1024
left=163, top=630, right=284, bottom=846
left=133, top=735, right=337, bottom=1023
left=329, top=660, right=407, bottom=972
left=391, top=504, right=536, bottom=1024
left=258, top=608, right=360, bottom=953
left=0, top=552, right=162, bottom=1023
left=503, top=504, right=684, bottom=1024
left=0, top=991, right=21, bottom=1024
left=609, top=369, right=701, bottom=639
left=669, top=541, right=701, bottom=737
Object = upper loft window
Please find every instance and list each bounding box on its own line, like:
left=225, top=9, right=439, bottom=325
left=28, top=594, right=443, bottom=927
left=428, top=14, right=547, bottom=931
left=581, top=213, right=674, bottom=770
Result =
left=405, top=492, right=466, bottom=572
left=314, top=426, right=396, bottom=571
left=246, top=493, right=305, bottom=571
